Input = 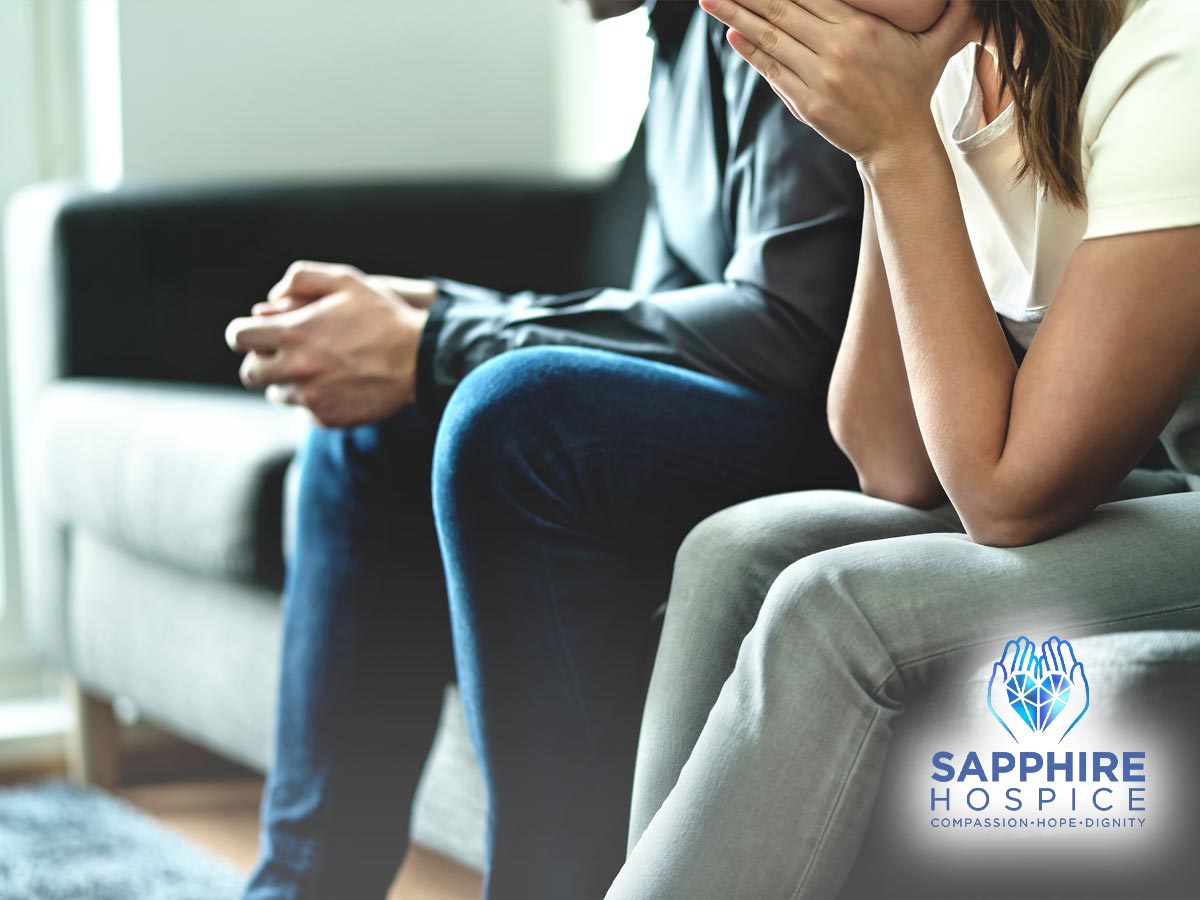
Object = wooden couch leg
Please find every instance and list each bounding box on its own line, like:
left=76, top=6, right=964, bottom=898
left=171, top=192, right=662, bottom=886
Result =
left=64, top=678, right=120, bottom=788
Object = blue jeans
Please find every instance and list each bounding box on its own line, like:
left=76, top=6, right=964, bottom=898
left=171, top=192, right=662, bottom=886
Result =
left=247, top=347, right=852, bottom=899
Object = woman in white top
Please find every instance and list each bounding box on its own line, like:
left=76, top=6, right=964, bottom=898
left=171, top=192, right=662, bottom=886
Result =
left=607, top=1, right=1200, bottom=897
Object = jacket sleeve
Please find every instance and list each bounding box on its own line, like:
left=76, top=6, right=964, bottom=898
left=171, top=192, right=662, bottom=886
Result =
left=415, top=91, right=863, bottom=419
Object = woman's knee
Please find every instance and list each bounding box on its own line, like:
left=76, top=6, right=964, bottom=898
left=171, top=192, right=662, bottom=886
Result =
left=670, top=501, right=802, bottom=630
left=769, top=530, right=1002, bottom=671
left=751, top=534, right=977, bottom=702
left=740, top=551, right=898, bottom=710
left=672, top=491, right=916, bottom=609
left=663, top=491, right=884, bottom=664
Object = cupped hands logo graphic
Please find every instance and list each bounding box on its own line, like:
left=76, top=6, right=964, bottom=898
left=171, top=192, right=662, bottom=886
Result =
left=987, top=636, right=1090, bottom=744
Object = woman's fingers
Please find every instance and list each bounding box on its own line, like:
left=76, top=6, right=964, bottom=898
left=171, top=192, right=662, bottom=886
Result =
left=726, top=28, right=813, bottom=107
left=766, top=80, right=805, bottom=123
left=918, top=0, right=977, bottom=62
left=699, top=0, right=819, bottom=83
left=712, top=0, right=839, bottom=41
left=790, top=0, right=854, bottom=26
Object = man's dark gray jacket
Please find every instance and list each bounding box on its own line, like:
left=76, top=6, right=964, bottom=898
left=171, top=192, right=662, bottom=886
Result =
left=416, top=4, right=863, bottom=416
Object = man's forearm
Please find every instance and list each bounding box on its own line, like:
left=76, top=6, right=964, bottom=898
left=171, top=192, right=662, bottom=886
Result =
left=375, top=275, right=439, bottom=310
left=415, top=279, right=843, bottom=420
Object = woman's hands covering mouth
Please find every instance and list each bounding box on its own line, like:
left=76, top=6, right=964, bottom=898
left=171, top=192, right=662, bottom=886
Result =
left=699, top=0, right=975, bottom=168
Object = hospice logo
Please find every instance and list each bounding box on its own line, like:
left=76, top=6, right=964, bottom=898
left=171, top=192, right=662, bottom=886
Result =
left=987, top=635, right=1089, bottom=744
left=926, top=635, right=1148, bottom=834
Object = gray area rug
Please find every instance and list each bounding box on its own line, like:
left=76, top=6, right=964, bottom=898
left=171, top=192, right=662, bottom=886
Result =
left=0, top=781, right=243, bottom=900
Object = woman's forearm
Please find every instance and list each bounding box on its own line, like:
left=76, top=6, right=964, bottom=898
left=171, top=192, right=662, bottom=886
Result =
left=828, top=185, right=943, bottom=507
left=862, top=129, right=1026, bottom=540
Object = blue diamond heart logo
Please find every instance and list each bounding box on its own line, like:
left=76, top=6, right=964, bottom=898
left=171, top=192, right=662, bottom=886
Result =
left=1006, top=671, right=1071, bottom=732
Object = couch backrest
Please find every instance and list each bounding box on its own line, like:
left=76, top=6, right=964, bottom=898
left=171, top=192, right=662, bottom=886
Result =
left=31, top=133, right=646, bottom=389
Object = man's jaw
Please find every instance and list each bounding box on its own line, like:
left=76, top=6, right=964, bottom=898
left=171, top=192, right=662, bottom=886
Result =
left=584, top=0, right=645, bottom=23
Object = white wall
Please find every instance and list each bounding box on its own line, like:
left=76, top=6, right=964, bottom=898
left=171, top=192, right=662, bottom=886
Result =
left=0, top=1, right=46, bottom=646
left=108, top=0, right=639, bottom=182
left=0, top=0, right=87, bottom=680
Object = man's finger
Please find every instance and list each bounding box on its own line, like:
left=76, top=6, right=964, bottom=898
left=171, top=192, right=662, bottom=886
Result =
left=240, top=350, right=313, bottom=388
left=226, top=315, right=290, bottom=353
left=252, top=296, right=310, bottom=317
left=268, top=260, right=359, bottom=301
left=265, top=383, right=305, bottom=407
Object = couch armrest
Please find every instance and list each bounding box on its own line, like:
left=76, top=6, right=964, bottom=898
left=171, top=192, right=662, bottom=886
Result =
left=5, top=183, right=77, bottom=661
left=34, top=380, right=304, bottom=587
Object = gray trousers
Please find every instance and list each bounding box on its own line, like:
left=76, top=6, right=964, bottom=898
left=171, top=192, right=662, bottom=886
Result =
left=607, top=470, right=1200, bottom=900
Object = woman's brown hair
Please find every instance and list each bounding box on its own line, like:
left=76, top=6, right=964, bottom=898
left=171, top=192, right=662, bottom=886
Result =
left=975, top=0, right=1127, bottom=207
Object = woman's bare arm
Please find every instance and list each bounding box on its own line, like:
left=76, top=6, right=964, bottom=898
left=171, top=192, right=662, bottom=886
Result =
left=828, top=183, right=943, bottom=507
left=866, top=139, right=1200, bottom=546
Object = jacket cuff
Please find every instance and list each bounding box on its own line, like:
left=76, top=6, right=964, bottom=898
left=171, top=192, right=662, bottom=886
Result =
left=415, top=291, right=453, bottom=421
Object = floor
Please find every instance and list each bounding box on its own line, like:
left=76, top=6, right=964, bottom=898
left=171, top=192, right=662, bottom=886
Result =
left=2, top=737, right=482, bottom=900
left=117, top=774, right=483, bottom=900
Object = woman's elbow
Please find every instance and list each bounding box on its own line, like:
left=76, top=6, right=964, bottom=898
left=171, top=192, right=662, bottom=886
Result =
left=857, top=471, right=946, bottom=510
left=960, top=518, right=1036, bottom=548
left=830, top=414, right=944, bottom=509
left=958, top=500, right=1085, bottom=548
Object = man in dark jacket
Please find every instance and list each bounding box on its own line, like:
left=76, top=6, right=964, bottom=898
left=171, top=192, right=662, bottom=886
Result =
left=232, top=2, right=861, bottom=897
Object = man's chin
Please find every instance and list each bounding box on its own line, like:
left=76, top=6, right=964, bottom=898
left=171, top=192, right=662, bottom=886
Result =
left=584, top=0, right=644, bottom=22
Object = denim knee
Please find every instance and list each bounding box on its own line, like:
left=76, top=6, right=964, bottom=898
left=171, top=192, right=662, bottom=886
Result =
left=432, top=349, right=591, bottom=528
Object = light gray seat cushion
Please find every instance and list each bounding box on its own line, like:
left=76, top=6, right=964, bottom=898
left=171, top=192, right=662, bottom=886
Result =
left=33, top=379, right=305, bottom=585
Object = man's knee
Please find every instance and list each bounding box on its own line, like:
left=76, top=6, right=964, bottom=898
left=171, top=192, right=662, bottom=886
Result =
left=433, top=349, right=582, bottom=516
